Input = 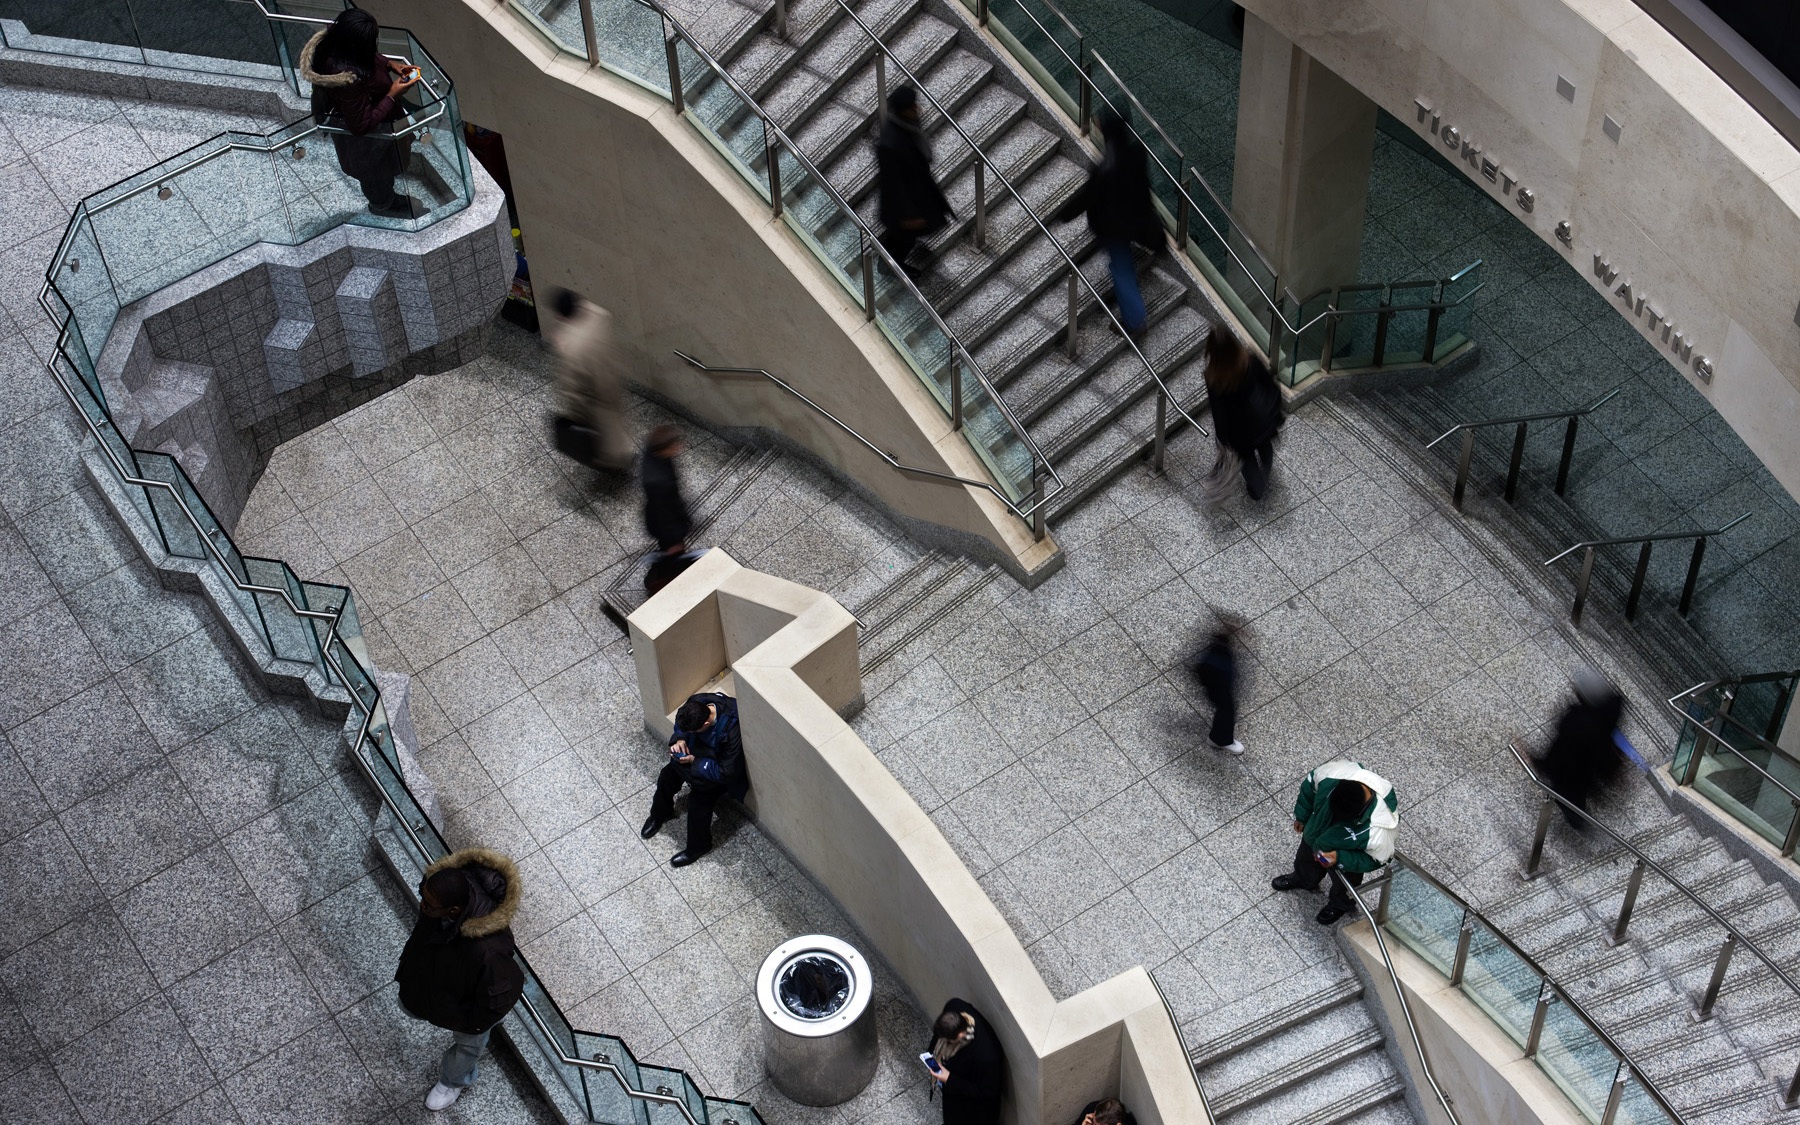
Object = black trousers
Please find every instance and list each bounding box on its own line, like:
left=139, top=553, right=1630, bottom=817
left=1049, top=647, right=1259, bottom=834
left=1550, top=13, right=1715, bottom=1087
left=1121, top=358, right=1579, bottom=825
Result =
left=1203, top=680, right=1236, bottom=746
left=1240, top=439, right=1275, bottom=500
left=879, top=225, right=923, bottom=269
left=1291, top=840, right=1362, bottom=912
left=649, top=761, right=724, bottom=856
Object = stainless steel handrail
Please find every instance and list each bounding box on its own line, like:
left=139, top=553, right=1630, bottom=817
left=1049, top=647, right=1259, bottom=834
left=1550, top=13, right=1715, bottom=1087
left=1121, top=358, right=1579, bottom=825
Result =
left=1544, top=512, right=1750, bottom=622
left=652, top=2, right=1065, bottom=534
left=1666, top=676, right=1800, bottom=859
left=1145, top=967, right=1216, bottom=1122
left=673, top=351, right=1035, bottom=506
left=1380, top=854, right=1691, bottom=1124
left=1426, top=386, right=1623, bottom=507
left=1331, top=869, right=1461, bottom=1124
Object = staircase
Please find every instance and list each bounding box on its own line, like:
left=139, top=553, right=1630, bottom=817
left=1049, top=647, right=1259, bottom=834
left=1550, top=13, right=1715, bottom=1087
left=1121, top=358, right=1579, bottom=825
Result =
left=851, top=548, right=1000, bottom=678
left=1191, top=978, right=1413, bottom=1125
left=680, top=0, right=1217, bottom=526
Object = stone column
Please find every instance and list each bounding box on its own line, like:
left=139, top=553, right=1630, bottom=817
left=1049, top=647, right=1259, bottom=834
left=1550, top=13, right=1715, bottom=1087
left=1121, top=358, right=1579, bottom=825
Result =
left=1229, top=13, right=1378, bottom=303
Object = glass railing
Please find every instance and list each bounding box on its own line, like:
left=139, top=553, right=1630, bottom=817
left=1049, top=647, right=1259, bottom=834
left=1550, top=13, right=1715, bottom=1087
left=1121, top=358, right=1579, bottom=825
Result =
left=1269, top=263, right=1484, bottom=388
left=1670, top=671, right=1800, bottom=854
left=31, top=10, right=762, bottom=1123
left=1378, top=859, right=1684, bottom=1125
left=0, top=0, right=288, bottom=79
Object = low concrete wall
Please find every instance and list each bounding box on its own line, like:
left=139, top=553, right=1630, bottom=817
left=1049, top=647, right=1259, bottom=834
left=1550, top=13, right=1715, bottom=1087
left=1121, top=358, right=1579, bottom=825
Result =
left=1340, top=920, right=1586, bottom=1125
left=628, top=550, right=1208, bottom=1125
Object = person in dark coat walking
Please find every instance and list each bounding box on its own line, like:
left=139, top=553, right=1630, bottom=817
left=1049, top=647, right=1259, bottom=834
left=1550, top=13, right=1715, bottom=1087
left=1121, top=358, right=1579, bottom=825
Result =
left=1056, top=109, right=1161, bottom=337
left=875, top=86, right=951, bottom=279
left=928, top=998, right=1004, bottom=1125
left=1190, top=615, right=1244, bottom=755
left=300, top=9, right=424, bottom=219
left=642, top=692, right=749, bottom=867
left=640, top=424, right=695, bottom=593
left=394, top=847, right=526, bottom=1112
left=1202, top=328, right=1283, bottom=501
left=1534, top=668, right=1626, bottom=829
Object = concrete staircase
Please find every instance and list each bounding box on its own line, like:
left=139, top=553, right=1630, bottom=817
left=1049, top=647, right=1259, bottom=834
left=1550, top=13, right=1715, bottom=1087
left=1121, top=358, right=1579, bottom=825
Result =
left=680, top=0, right=1218, bottom=526
left=851, top=547, right=1000, bottom=678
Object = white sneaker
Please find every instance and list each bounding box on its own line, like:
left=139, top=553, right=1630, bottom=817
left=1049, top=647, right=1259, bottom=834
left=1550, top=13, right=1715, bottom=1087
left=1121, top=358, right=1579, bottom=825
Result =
left=1210, top=739, right=1245, bottom=756
left=425, top=1083, right=465, bottom=1111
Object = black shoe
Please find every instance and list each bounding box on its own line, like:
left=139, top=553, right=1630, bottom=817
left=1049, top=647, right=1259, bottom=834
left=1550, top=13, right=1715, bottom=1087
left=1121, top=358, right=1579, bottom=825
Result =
left=640, top=814, right=665, bottom=840
left=1315, top=903, right=1348, bottom=925
left=1271, top=874, right=1310, bottom=892
left=670, top=849, right=703, bottom=868
left=369, top=194, right=425, bottom=219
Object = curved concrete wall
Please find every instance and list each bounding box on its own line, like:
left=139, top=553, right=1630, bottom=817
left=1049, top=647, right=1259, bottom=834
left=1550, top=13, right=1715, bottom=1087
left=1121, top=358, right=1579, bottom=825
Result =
left=1241, top=0, right=1800, bottom=501
left=365, top=0, right=1055, bottom=580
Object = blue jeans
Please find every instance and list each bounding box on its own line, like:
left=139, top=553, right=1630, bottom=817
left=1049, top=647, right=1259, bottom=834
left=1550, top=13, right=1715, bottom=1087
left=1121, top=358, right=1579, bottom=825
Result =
left=441, top=1027, right=492, bottom=1088
left=1104, top=238, right=1146, bottom=333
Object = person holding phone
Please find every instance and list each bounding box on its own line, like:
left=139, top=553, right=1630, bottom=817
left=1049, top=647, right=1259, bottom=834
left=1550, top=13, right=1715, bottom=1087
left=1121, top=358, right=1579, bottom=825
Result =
left=926, top=998, right=1004, bottom=1124
left=1271, top=759, right=1399, bottom=925
left=641, top=692, right=747, bottom=867
left=300, top=9, right=426, bottom=219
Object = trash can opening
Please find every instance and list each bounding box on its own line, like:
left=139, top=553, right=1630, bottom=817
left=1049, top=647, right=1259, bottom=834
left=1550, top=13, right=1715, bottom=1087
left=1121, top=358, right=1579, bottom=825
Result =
left=776, top=952, right=852, bottom=1020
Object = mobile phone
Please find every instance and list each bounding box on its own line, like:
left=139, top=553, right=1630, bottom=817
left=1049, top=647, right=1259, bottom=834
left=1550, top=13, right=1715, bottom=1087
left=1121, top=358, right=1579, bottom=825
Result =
left=918, top=1051, right=944, bottom=1077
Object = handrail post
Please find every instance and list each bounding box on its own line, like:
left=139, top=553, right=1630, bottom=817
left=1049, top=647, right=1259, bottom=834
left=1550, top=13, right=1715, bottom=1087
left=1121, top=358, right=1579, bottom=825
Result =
left=1319, top=310, right=1338, bottom=373
left=1174, top=158, right=1190, bottom=247
left=1064, top=268, right=1079, bottom=359
left=1697, top=933, right=1735, bottom=1020
left=1031, top=464, right=1046, bottom=540
left=1453, top=429, right=1474, bottom=509
left=861, top=233, right=875, bottom=320
left=1571, top=545, right=1596, bottom=623
left=1422, top=303, right=1442, bottom=363
left=1599, top=1062, right=1628, bottom=1125
left=1449, top=910, right=1475, bottom=986
left=1782, top=803, right=1800, bottom=859
left=1078, top=58, right=1093, bottom=135
left=1679, top=535, right=1706, bottom=616
left=1371, top=294, right=1392, bottom=367
left=1524, top=796, right=1554, bottom=879
left=1524, top=982, right=1554, bottom=1057
left=1624, top=540, right=1652, bottom=620
left=1152, top=387, right=1167, bottom=474
left=876, top=52, right=887, bottom=125
left=578, top=0, right=600, bottom=67
left=775, top=0, right=788, bottom=39
left=1376, top=875, right=1392, bottom=925
left=976, top=0, right=989, bottom=26
left=664, top=30, right=684, bottom=115
left=1267, top=272, right=1285, bottom=359
left=763, top=123, right=783, bottom=216
left=1785, top=1060, right=1800, bottom=1108
left=974, top=158, right=987, bottom=249
left=949, top=354, right=963, bottom=431
left=1555, top=415, right=1579, bottom=495
left=1505, top=421, right=1527, bottom=504
left=1607, top=859, right=1646, bottom=946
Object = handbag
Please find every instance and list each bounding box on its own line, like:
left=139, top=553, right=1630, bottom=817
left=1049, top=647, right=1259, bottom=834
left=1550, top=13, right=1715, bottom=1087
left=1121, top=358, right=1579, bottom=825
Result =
left=553, top=414, right=600, bottom=465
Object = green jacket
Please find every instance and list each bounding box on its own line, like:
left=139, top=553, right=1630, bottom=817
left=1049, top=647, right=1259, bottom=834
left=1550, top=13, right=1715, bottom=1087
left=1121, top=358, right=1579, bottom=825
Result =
left=1294, top=760, right=1399, bottom=874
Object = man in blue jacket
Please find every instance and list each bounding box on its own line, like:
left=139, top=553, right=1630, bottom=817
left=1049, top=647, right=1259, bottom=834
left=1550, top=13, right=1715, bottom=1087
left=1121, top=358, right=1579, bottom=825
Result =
left=641, top=692, right=748, bottom=867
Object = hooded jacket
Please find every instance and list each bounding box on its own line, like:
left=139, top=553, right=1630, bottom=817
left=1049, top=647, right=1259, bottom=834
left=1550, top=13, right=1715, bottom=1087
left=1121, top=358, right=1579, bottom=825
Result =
left=1054, top=114, right=1161, bottom=248
left=1293, top=760, right=1399, bottom=874
left=299, top=30, right=400, bottom=136
left=394, top=848, right=526, bottom=1035
left=669, top=693, right=749, bottom=801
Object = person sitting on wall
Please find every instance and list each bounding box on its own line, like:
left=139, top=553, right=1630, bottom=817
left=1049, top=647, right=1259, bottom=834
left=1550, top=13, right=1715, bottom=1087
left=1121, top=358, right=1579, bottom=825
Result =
left=927, top=998, right=1004, bottom=1125
left=641, top=691, right=747, bottom=868
left=1070, top=1098, right=1134, bottom=1125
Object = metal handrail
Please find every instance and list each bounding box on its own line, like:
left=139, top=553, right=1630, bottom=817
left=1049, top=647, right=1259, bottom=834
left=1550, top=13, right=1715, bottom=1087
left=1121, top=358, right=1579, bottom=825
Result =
left=1380, top=854, right=1691, bottom=1124
left=673, top=351, right=1035, bottom=506
left=1426, top=386, right=1622, bottom=507
left=1544, top=513, right=1750, bottom=623
left=649, top=3, right=1065, bottom=536
left=1331, top=869, right=1461, bottom=1124
left=1666, top=676, right=1800, bottom=857
left=1506, top=737, right=1800, bottom=1104
left=1145, top=968, right=1215, bottom=1122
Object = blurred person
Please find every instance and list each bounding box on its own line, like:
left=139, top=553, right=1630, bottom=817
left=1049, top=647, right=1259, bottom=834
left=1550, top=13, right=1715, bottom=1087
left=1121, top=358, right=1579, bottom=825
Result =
left=1271, top=760, right=1399, bottom=925
left=927, top=998, right=1004, bottom=1125
left=876, top=85, right=951, bottom=279
left=641, top=692, right=748, bottom=866
left=640, top=424, right=694, bottom=593
left=1189, top=613, right=1244, bottom=755
left=301, top=9, right=425, bottom=219
left=1202, top=328, right=1283, bottom=501
left=1534, top=668, right=1627, bottom=830
left=1070, top=1098, right=1133, bottom=1125
left=394, top=848, right=525, bottom=1111
left=1056, top=108, right=1161, bottom=339
left=547, top=289, right=633, bottom=472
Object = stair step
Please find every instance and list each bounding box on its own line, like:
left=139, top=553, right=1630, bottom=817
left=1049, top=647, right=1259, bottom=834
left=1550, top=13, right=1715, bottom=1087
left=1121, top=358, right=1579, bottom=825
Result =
left=1213, top=1032, right=1387, bottom=1121
left=1192, top=979, right=1365, bottom=1067
left=1199, top=998, right=1380, bottom=1097
left=1285, top=1074, right=1409, bottom=1125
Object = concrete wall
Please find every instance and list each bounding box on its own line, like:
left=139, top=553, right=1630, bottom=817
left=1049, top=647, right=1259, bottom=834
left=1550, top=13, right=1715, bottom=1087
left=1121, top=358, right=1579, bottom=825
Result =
left=364, top=0, right=1055, bottom=580
left=627, top=551, right=1208, bottom=1125
left=1239, top=0, right=1800, bottom=503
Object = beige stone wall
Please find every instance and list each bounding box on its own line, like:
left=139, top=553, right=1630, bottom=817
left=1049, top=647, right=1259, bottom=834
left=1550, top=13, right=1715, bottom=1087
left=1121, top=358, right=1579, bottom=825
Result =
left=626, top=551, right=1209, bottom=1125
left=365, top=0, right=1056, bottom=578
left=1241, top=0, right=1800, bottom=501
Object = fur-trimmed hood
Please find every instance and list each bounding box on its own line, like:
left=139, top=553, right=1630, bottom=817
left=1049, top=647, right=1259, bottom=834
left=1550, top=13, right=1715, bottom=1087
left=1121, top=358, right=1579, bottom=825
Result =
left=422, top=847, right=521, bottom=938
left=298, top=29, right=360, bottom=88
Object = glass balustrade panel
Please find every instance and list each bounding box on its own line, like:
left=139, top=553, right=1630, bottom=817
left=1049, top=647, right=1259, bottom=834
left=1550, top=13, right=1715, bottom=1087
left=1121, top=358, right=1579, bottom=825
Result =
left=870, top=267, right=955, bottom=412
left=242, top=556, right=321, bottom=665
left=511, top=0, right=588, bottom=60
left=574, top=1031, right=649, bottom=1125
left=130, top=0, right=285, bottom=79
left=1616, top=1069, right=1679, bottom=1125
left=776, top=146, right=863, bottom=303
left=1380, top=864, right=1463, bottom=974
left=1380, top=281, right=1439, bottom=364
left=517, top=976, right=589, bottom=1110
left=52, top=214, right=124, bottom=359
left=132, top=450, right=208, bottom=561
left=589, top=0, right=671, bottom=96
left=983, top=0, right=1082, bottom=115
left=1458, top=922, right=1541, bottom=1046
left=677, top=40, right=771, bottom=200
left=1435, top=262, right=1482, bottom=355
left=957, top=373, right=1032, bottom=503
left=637, top=1063, right=705, bottom=1125
left=1535, top=997, right=1622, bottom=1123
left=0, top=0, right=146, bottom=64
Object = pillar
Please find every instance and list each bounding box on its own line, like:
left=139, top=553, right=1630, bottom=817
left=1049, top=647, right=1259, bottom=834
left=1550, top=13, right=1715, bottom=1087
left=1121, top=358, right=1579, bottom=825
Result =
left=1229, top=13, right=1378, bottom=304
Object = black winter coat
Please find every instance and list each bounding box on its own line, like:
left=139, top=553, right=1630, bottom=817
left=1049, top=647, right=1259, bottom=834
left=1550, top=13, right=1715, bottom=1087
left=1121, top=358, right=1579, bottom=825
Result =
left=394, top=849, right=526, bottom=1035
left=1055, top=116, right=1161, bottom=247
left=934, top=998, right=1004, bottom=1125
left=1207, top=355, right=1282, bottom=456
left=1537, top=693, right=1625, bottom=803
left=875, top=118, right=950, bottom=231
left=669, top=692, right=750, bottom=802
left=641, top=450, right=692, bottom=551
left=299, top=30, right=406, bottom=180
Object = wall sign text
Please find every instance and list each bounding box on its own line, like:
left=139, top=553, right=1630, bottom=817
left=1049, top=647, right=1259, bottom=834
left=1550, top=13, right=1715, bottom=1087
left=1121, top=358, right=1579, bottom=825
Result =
left=1413, top=99, right=1535, bottom=213
left=1592, top=252, right=1715, bottom=382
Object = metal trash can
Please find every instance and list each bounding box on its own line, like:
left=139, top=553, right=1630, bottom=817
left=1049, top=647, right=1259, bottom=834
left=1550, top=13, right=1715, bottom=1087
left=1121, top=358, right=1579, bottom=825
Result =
left=757, top=934, right=878, bottom=1106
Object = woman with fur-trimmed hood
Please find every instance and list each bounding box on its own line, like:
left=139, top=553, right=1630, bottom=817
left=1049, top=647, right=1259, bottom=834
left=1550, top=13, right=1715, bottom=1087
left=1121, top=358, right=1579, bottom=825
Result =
left=298, top=8, right=423, bottom=218
left=395, top=847, right=525, bottom=1111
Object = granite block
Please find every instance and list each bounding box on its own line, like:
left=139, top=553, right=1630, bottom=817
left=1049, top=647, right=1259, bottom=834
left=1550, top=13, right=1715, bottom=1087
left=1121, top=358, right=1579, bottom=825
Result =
left=169, top=928, right=332, bottom=1078
left=0, top=904, right=155, bottom=1051
left=54, top=994, right=214, bottom=1125
left=220, top=1021, right=386, bottom=1125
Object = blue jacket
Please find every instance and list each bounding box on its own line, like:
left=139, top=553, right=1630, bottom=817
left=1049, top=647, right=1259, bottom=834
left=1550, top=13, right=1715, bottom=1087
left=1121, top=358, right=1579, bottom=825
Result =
left=669, top=693, right=748, bottom=800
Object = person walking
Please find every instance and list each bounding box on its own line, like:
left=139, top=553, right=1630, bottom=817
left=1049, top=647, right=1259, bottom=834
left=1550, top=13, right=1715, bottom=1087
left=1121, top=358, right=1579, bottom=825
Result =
left=1056, top=108, right=1161, bottom=339
left=642, top=692, right=749, bottom=867
left=547, top=289, right=633, bottom=473
left=1202, top=328, right=1283, bottom=501
left=1534, top=668, right=1627, bottom=830
left=1190, top=616, right=1244, bottom=755
left=394, top=848, right=526, bottom=1111
left=875, top=86, right=951, bottom=279
left=640, top=424, right=695, bottom=593
left=1271, top=760, right=1399, bottom=925
left=927, top=998, right=1004, bottom=1125
left=300, top=9, right=425, bottom=219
